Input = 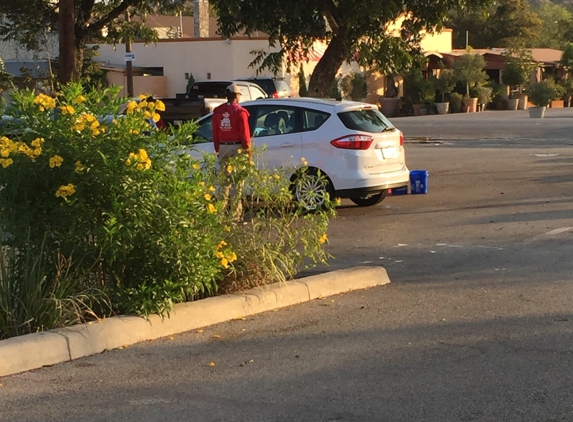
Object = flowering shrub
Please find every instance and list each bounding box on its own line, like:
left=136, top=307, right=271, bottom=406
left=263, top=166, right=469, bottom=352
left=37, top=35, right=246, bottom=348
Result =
left=0, top=83, right=334, bottom=335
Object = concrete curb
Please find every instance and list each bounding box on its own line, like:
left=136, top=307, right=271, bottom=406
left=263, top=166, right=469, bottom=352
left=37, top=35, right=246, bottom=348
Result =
left=0, top=266, right=390, bottom=378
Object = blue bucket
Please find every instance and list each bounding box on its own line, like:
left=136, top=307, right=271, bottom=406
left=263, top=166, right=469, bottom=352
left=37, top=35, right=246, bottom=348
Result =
left=410, top=170, right=429, bottom=194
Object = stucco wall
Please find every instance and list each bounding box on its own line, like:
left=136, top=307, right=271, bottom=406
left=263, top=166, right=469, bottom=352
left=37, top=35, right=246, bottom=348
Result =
left=94, top=38, right=284, bottom=97
left=106, top=71, right=168, bottom=97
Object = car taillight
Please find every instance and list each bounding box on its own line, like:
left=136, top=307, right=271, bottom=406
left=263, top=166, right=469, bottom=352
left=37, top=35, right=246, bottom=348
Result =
left=400, top=131, right=404, bottom=146
left=330, top=135, right=374, bottom=150
left=272, top=92, right=279, bottom=98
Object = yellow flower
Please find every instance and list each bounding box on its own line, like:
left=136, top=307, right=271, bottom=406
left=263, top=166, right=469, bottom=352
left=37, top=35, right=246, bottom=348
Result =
left=75, top=161, right=85, bottom=173
left=209, top=185, right=216, bottom=192
left=334, top=198, right=341, bottom=206
left=85, top=113, right=95, bottom=123
left=226, top=165, right=233, bottom=174
left=192, top=164, right=200, bottom=170
left=138, top=149, right=149, bottom=160
left=273, top=173, right=280, bottom=180
left=60, top=105, right=75, bottom=115
left=217, top=240, right=227, bottom=249
left=33, top=93, right=56, bottom=110
left=31, top=138, right=44, bottom=148
left=215, top=251, right=225, bottom=259
left=237, top=149, right=243, bottom=154
left=74, top=95, right=86, bottom=104
left=0, top=158, right=13, bottom=168
left=72, top=122, right=85, bottom=131
left=138, top=94, right=148, bottom=101
left=49, top=155, right=64, bottom=168
left=0, top=149, right=9, bottom=158
left=90, top=120, right=100, bottom=130
left=33, top=148, right=42, bottom=156
left=199, top=181, right=205, bottom=187
left=55, top=184, right=76, bottom=198
left=208, top=203, right=217, bottom=214
left=155, top=100, right=165, bottom=112
left=152, top=113, right=161, bottom=123
left=227, top=252, right=237, bottom=263
left=204, top=193, right=212, bottom=201
left=220, top=257, right=229, bottom=268
left=319, top=234, right=328, bottom=244
left=126, top=101, right=137, bottom=113
left=301, top=156, right=308, bottom=166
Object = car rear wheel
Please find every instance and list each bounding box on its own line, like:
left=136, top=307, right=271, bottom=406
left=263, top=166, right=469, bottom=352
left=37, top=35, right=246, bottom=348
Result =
left=349, top=190, right=388, bottom=207
left=291, top=168, right=334, bottom=211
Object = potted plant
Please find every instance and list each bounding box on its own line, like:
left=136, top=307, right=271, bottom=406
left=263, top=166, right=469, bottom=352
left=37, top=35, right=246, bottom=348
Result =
left=340, top=71, right=368, bottom=101
left=435, top=65, right=456, bottom=114
left=452, top=50, right=488, bottom=113
left=475, top=84, right=493, bottom=111
left=403, top=68, right=424, bottom=115
left=379, top=73, right=401, bottom=117
left=418, top=77, right=436, bottom=115
left=449, top=92, right=463, bottom=113
left=502, top=48, right=536, bottom=110
left=528, top=79, right=559, bottom=118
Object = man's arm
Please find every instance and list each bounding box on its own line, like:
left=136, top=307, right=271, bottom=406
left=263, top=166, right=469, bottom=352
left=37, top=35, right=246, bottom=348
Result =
left=239, top=110, right=251, bottom=156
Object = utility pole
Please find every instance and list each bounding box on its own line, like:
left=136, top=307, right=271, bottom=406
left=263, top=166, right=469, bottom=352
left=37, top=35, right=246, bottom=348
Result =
left=58, top=0, right=75, bottom=85
left=125, top=9, right=134, bottom=97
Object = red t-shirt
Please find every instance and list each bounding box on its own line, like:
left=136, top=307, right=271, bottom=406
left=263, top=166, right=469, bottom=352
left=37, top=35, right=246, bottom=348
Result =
left=212, top=103, right=251, bottom=153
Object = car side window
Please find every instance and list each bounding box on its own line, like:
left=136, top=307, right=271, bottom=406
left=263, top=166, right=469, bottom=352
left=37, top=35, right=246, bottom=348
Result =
left=250, top=85, right=267, bottom=100
left=252, top=106, right=298, bottom=138
left=193, top=116, right=213, bottom=144
left=302, top=109, right=329, bottom=131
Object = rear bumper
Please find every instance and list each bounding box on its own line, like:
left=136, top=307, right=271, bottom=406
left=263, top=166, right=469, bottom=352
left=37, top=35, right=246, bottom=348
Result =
left=333, top=165, right=410, bottom=198
left=336, top=181, right=408, bottom=198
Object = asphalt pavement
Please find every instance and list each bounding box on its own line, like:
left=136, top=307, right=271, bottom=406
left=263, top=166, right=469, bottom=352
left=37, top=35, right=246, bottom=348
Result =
left=2, top=108, right=573, bottom=421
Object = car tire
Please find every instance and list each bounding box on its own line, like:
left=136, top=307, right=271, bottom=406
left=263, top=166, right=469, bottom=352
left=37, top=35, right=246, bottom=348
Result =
left=349, top=190, right=388, bottom=207
left=291, top=168, right=334, bottom=211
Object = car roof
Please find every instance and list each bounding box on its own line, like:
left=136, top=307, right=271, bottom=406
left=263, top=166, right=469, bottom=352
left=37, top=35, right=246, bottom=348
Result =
left=240, top=97, right=379, bottom=113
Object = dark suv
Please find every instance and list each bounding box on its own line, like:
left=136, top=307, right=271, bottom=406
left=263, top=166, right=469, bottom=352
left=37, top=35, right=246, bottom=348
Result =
left=236, top=77, right=292, bottom=98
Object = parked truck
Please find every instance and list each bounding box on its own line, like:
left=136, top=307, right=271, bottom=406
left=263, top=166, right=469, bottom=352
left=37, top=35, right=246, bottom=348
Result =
left=159, top=80, right=268, bottom=128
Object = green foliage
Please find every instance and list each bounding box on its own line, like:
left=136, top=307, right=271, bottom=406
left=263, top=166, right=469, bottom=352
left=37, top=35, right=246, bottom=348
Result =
left=528, top=79, right=560, bottom=107
left=0, top=83, right=335, bottom=330
left=298, top=66, right=309, bottom=97
left=419, top=78, right=437, bottom=106
left=0, top=239, right=110, bottom=340
left=435, top=65, right=457, bottom=102
left=452, top=51, right=488, bottom=97
left=475, top=84, right=493, bottom=106
left=403, top=67, right=425, bottom=105
left=339, top=72, right=368, bottom=101
left=532, top=2, right=573, bottom=50
left=502, top=47, right=536, bottom=96
left=211, top=0, right=491, bottom=96
left=447, top=0, right=541, bottom=49
left=0, top=0, right=183, bottom=81
left=185, top=73, right=196, bottom=93
left=449, top=92, right=464, bottom=112
left=561, top=43, right=573, bottom=69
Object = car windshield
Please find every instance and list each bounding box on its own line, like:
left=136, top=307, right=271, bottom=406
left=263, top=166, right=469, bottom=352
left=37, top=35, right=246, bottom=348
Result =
left=337, top=109, right=394, bottom=133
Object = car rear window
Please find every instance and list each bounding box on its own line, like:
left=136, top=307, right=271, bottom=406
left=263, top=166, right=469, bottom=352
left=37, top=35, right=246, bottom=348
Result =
left=189, top=82, right=229, bottom=98
left=337, top=109, right=394, bottom=133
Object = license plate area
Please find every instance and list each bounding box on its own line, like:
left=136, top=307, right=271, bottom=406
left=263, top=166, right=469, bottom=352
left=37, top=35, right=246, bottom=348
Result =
left=382, top=146, right=399, bottom=159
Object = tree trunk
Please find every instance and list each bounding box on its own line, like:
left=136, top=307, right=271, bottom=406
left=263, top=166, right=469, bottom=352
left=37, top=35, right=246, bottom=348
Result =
left=58, top=0, right=75, bottom=85
left=307, top=34, right=348, bottom=98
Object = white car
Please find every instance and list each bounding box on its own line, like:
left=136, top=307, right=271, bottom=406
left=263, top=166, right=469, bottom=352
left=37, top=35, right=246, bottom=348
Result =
left=191, top=98, right=409, bottom=208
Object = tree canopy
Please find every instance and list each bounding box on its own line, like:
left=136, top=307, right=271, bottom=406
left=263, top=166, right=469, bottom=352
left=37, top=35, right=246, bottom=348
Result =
left=211, top=0, right=492, bottom=97
left=0, top=0, right=185, bottom=81
left=447, top=0, right=541, bottom=49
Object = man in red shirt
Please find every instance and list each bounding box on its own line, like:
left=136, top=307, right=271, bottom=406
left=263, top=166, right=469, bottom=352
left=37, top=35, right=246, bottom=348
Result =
left=212, top=83, right=252, bottom=220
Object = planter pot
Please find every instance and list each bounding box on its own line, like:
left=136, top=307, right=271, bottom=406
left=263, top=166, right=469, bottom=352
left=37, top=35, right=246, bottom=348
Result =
left=436, top=102, right=449, bottom=114
left=550, top=100, right=564, bottom=109
left=379, top=97, right=401, bottom=117
left=507, top=98, right=519, bottom=110
left=517, top=94, right=528, bottom=110
left=412, top=104, right=422, bottom=116
left=462, top=97, right=478, bottom=113
left=419, top=107, right=428, bottom=116
left=528, top=106, right=546, bottom=118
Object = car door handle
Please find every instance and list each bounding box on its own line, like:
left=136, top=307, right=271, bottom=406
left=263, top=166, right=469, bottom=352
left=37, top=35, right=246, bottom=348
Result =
left=280, top=143, right=295, bottom=148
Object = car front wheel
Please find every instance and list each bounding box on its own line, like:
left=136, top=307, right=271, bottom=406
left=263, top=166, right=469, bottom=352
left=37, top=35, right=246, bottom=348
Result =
left=291, top=168, right=334, bottom=211
left=349, top=190, right=388, bottom=207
